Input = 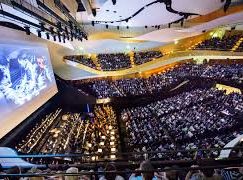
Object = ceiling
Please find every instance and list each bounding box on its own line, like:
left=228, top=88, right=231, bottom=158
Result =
left=1, top=0, right=243, bottom=55
left=77, top=0, right=226, bottom=27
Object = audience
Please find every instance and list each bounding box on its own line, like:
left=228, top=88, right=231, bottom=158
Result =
left=97, top=53, right=131, bottom=71
left=122, top=87, right=243, bottom=160
left=70, top=61, right=243, bottom=98
left=194, top=34, right=242, bottom=51
left=134, top=51, right=163, bottom=65
left=64, top=55, right=97, bottom=69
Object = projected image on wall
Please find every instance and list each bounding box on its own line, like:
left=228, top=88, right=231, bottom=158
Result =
left=0, top=44, right=57, bottom=138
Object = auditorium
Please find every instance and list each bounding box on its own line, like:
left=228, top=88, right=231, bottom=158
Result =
left=0, top=0, right=243, bottom=179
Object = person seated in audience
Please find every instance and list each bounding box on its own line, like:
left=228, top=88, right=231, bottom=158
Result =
left=99, top=163, right=124, bottom=180
left=64, top=167, right=79, bottom=180
left=129, top=160, right=157, bottom=180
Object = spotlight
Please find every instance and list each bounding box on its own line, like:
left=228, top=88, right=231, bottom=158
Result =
left=24, top=26, right=30, bottom=35
left=63, top=35, right=66, bottom=43
left=71, top=31, right=74, bottom=39
left=83, top=33, right=88, bottom=40
left=69, top=21, right=73, bottom=29
left=92, top=8, right=96, bottom=16
left=65, top=26, right=68, bottom=35
left=46, top=32, right=50, bottom=39
left=74, top=26, right=78, bottom=34
left=57, top=22, right=62, bottom=32
left=37, top=30, right=41, bottom=38
left=224, top=0, right=231, bottom=12
left=39, top=22, right=45, bottom=32
left=180, top=19, right=184, bottom=27
left=57, top=31, right=61, bottom=42
left=106, top=24, right=108, bottom=29
left=49, top=27, right=54, bottom=34
left=112, top=0, right=116, bottom=5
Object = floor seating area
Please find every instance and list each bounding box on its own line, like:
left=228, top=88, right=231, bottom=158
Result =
left=121, top=87, right=243, bottom=160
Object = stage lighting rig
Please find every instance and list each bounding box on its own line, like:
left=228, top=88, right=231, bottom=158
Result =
left=37, top=30, right=42, bottom=38
left=49, top=26, right=54, bottom=34
left=24, top=26, right=31, bottom=35
left=39, top=22, right=45, bottom=32
left=46, top=32, right=50, bottom=39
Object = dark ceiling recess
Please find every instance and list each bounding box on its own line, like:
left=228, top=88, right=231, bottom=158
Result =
left=76, top=0, right=86, bottom=12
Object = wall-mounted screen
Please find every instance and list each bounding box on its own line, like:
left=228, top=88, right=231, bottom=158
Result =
left=0, top=43, right=58, bottom=138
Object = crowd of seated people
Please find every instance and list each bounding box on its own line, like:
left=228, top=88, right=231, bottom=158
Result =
left=1, top=159, right=243, bottom=180
left=64, top=55, right=97, bottom=69
left=134, top=51, right=163, bottom=65
left=194, top=34, right=242, bottom=51
left=121, top=87, right=243, bottom=160
left=70, top=60, right=243, bottom=98
left=15, top=105, right=119, bottom=162
left=97, top=53, right=131, bottom=71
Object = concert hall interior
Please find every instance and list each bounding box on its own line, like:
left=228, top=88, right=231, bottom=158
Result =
left=1, top=0, right=243, bottom=179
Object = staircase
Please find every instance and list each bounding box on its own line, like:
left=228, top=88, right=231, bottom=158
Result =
left=231, top=37, right=243, bottom=52
left=188, top=41, right=203, bottom=50
left=129, top=51, right=135, bottom=67
left=91, top=54, right=102, bottom=70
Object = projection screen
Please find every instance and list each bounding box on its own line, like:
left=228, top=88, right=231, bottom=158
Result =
left=0, top=43, right=58, bottom=139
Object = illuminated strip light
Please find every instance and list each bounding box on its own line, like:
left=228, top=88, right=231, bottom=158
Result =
left=20, top=109, right=62, bottom=150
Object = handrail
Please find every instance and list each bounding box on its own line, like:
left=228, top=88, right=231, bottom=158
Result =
left=1, top=146, right=243, bottom=158
left=1, top=164, right=243, bottom=177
